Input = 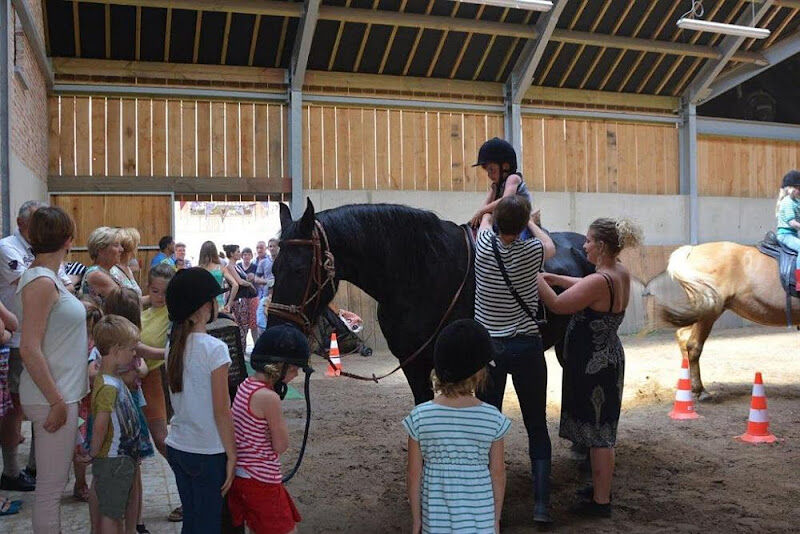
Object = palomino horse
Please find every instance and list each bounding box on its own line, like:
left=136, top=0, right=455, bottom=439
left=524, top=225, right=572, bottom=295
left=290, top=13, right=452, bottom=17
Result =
left=661, top=242, right=798, bottom=400
left=269, top=200, right=594, bottom=404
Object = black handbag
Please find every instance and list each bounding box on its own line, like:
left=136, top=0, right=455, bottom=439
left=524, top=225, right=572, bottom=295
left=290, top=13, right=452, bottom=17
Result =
left=490, top=235, right=546, bottom=328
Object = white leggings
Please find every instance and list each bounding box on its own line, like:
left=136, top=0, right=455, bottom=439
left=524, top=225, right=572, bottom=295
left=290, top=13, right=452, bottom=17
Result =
left=23, top=402, right=79, bottom=534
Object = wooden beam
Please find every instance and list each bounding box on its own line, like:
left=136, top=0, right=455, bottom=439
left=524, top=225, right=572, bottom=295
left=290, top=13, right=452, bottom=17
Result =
left=472, top=8, right=509, bottom=81
left=48, top=176, right=292, bottom=194
left=73, top=1, right=80, bottom=57
left=248, top=15, right=261, bottom=66
left=537, top=0, right=587, bottom=85
left=578, top=0, right=635, bottom=89
left=449, top=4, right=484, bottom=79
left=53, top=58, right=287, bottom=85
left=10, top=0, right=54, bottom=86
left=353, top=0, right=381, bottom=73
left=402, top=0, right=434, bottom=76
left=290, top=0, right=321, bottom=90
left=105, top=4, right=112, bottom=59
left=524, top=86, right=678, bottom=111
left=163, top=8, right=172, bottom=61
left=42, top=0, right=51, bottom=55
left=328, top=0, right=353, bottom=72
left=612, top=0, right=663, bottom=92
left=495, top=11, right=536, bottom=82
left=135, top=6, right=141, bottom=61
left=275, top=17, right=289, bottom=67
left=221, top=11, right=232, bottom=64
left=426, top=2, right=460, bottom=78
left=379, top=0, right=408, bottom=75
left=557, top=0, right=612, bottom=88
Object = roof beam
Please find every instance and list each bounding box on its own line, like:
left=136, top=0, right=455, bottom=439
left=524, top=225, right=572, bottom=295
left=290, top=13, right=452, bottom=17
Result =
left=290, top=0, right=321, bottom=91
left=506, top=0, right=567, bottom=105
left=685, top=1, right=775, bottom=104
left=704, top=28, right=800, bottom=102
left=10, top=0, right=54, bottom=87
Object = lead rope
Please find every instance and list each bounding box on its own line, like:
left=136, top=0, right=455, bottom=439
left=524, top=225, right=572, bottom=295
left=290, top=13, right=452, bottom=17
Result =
left=282, top=367, right=313, bottom=484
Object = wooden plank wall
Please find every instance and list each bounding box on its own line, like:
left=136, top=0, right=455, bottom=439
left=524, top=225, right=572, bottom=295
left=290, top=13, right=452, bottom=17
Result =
left=49, top=96, right=286, bottom=180
left=698, top=135, right=800, bottom=197
left=521, top=117, right=680, bottom=194
left=302, top=106, right=505, bottom=191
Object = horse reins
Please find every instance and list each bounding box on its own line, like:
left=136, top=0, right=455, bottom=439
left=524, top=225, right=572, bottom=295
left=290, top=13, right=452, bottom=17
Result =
left=270, top=222, right=473, bottom=383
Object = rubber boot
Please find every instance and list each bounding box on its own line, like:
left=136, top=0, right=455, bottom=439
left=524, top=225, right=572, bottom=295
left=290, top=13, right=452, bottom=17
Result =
left=533, top=459, right=552, bottom=524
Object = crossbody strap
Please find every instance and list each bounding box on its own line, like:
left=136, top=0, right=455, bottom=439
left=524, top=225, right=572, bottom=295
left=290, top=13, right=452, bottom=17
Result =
left=491, top=235, right=543, bottom=329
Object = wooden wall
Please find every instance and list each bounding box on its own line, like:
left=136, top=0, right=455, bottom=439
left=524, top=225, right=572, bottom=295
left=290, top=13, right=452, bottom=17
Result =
left=49, top=96, right=287, bottom=180
left=698, top=135, right=800, bottom=197
left=521, top=117, right=680, bottom=194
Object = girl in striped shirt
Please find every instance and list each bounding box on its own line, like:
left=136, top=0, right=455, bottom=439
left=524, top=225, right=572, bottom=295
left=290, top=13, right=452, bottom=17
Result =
left=228, top=325, right=305, bottom=534
left=403, top=319, right=510, bottom=534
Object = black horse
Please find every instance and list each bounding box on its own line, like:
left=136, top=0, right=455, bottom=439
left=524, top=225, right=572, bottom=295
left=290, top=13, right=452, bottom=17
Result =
left=271, top=200, right=593, bottom=405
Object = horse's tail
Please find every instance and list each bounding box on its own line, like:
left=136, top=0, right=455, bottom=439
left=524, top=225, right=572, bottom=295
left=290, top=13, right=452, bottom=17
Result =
left=660, top=245, right=724, bottom=327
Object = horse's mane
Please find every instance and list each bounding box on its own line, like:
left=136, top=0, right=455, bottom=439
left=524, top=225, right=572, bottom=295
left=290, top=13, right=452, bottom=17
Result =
left=316, top=203, right=457, bottom=279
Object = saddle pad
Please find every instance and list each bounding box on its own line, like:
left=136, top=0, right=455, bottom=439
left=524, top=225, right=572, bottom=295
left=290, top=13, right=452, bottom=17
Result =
left=757, top=231, right=799, bottom=298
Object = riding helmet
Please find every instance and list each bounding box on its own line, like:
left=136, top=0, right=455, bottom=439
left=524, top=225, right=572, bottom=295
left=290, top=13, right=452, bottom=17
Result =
left=472, top=137, right=518, bottom=173
left=782, top=170, right=800, bottom=188
left=166, top=267, right=225, bottom=323
left=434, top=319, right=494, bottom=384
left=251, top=324, right=311, bottom=372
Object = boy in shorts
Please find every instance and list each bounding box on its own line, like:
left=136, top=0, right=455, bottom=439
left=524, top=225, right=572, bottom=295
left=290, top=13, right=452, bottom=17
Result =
left=89, top=315, right=142, bottom=534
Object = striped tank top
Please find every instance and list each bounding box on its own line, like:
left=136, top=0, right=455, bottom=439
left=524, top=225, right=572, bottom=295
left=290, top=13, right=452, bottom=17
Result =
left=232, top=377, right=282, bottom=484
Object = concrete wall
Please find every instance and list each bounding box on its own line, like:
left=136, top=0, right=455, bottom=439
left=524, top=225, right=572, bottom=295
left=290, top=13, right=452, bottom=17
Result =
left=307, top=189, right=768, bottom=340
left=5, top=0, right=48, bottom=231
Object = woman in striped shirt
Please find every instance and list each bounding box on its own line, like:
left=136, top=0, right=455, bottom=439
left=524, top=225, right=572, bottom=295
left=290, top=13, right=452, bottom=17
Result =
left=228, top=325, right=304, bottom=534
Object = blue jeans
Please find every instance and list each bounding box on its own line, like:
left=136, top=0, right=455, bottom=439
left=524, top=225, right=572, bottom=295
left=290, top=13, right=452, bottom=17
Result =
left=166, top=446, right=227, bottom=534
left=477, top=335, right=551, bottom=463
left=777, top=233, right=800, bottom=269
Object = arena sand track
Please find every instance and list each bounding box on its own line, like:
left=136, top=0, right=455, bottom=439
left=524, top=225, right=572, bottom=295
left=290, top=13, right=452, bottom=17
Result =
left=283, top=325, right=800, bottom=533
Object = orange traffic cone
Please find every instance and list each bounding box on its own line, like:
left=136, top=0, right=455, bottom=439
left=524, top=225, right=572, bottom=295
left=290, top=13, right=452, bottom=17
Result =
left=325, top=333, right=342, bottom=377
left=669, top=358, right=700, bottom=420
left=735, top=372, right=778, bottom=444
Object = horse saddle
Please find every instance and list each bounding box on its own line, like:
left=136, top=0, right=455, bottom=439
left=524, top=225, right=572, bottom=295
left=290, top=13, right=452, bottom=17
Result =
left=757, top=231, right=799, bottom=299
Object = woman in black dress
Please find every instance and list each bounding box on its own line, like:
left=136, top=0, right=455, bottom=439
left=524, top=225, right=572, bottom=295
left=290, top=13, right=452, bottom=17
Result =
left=537, top=218, right=642, bottom=517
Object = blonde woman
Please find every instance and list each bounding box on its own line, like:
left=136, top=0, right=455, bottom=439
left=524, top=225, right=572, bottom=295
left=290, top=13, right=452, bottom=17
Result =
left=114, top=227, right=143, bottom=297
left=198, top=241, right=238, bottom=313
left=80, top=227, right=123, bottom=304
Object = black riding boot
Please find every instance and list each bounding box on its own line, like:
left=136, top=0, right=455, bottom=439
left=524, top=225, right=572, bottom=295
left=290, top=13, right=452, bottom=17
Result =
left=533, top=459, right=552, bottom=524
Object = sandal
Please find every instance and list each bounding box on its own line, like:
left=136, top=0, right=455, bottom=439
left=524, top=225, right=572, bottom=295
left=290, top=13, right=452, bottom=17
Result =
left=0, top=497, right=22, bottom=516
left=168, top=506, right=183, bottom=522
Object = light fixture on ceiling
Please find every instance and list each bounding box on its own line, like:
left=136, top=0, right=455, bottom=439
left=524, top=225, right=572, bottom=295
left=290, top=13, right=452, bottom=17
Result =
left=676, top=0, right=771, bottom=40
left=459, top=0, right=553, bottom=12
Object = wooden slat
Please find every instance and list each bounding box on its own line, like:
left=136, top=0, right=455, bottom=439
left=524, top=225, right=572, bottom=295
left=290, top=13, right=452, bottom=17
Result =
left=308, top=106, right=323, bottom=189
left=181, top=100, right=196, bottom=177
left=565, top=120, right=586, bottom=193
left=225, top=102, right=240, bottom=177
left=254, top=104, right=268, bottom=177
left=449, top=113, right=463, bottom=191
left=322, top=106, right=337, bottom=189
left=462, top=114, right=477, bottom=192
left=48, top=97, right=60, bottom=175
left=663, top=125, right=679, bottom=194
left=91, top=97, right=106, bottom=176
left=282, top=106, right=289, bottom=179
left=75, top=97, right=90, bottom=176
left=136, top=99, right=152, bottom=176
left=362, top=108, right=376, bottom=189
left=60, top=96, right=75, bottom=176
left=49, top=176, right=292, bottom=194
left=240, top=103, right=254, bottom=178
left=348, top=107, right=364, bottom=189
left=635, top=125, right=655, bottom=194
left=543, top=118, right=565, bottom=192
left=196, top=101, right=211, bottom=176
left=302, top=105, right=310, bottom=187
left=389, top=110, right=402, bottom=189
left=617, top=123, right=637, bottom=194
left=426, top=112, right=439, bottom=191
left=411, top=112, right=427, bottom=191
left=375, top=109, right=390, bottom=190
left=438, top=112, right=451, bottom=191
left=167, top=100, right=182, bottom=175
left=336, top=107, right=350, bottom=188
left=524, top=117, right=545, bottom=192
left=152, top=100, right=167, bottom=176
left=211, top=102, right=225, bottom=176
left=106, top=98, right=121, bottom=176
left=604, top=123, right=618, bottom=193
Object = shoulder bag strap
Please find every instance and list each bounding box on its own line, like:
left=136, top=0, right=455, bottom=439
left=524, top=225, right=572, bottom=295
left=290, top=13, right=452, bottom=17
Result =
left=491, top=235, right=542, bottom=329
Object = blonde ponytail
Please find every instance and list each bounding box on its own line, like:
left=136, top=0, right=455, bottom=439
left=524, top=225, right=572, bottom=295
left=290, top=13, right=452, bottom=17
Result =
left=776, top=186, right=791, bottom=217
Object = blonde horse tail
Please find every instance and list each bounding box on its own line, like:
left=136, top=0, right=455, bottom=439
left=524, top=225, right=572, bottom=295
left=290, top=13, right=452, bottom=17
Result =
left=660, top=245, right=724, bottom=327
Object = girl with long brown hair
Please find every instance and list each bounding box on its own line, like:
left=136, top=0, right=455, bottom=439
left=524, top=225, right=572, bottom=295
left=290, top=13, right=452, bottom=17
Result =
left=198, top=241, right=238, bottom=313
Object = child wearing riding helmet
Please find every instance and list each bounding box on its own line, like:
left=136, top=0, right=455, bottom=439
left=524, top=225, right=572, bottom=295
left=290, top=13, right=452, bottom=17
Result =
left=227, top=325, right=305, bottom=534
left=776, top=170, right=800, bottom=288
left=470, top=137, right=534, bottom=235
left=403, top=319, right=510, bottom=534
left=164, top=268, right=236, bottom=534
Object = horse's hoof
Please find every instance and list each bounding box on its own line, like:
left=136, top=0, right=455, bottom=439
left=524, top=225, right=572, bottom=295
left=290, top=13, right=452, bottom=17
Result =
left=696, top=390, right=713, bottom=403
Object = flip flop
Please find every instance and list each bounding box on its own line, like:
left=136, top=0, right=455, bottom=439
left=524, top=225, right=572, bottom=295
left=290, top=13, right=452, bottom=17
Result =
left=167, top=506, right=183, bottom=522
left=0, top=497, right=22, bottom=516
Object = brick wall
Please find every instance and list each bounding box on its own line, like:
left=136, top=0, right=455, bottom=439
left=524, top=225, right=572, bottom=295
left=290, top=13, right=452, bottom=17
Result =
left=6, top=0, right=48, bottom=221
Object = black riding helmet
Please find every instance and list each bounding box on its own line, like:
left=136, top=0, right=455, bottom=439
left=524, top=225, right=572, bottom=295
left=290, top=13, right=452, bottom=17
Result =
left=782, top=170, right=800, bottom=188
left=166, top=267, right=225, bottom=323
left=472, top=137, right=518, bottom=174
left=251, top=324, right=311, bottom=372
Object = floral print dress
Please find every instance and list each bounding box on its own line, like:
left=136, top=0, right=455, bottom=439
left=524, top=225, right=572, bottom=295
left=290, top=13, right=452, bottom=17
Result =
left=559, top=272, right=626, bottom=448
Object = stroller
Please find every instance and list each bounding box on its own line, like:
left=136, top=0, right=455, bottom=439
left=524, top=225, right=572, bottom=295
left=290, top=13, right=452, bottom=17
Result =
left=309, top=307, right=373, bottom=358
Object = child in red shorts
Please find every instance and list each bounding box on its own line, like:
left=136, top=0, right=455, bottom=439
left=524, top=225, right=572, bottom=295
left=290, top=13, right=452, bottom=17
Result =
left=227, top=325, right=305, bottom=534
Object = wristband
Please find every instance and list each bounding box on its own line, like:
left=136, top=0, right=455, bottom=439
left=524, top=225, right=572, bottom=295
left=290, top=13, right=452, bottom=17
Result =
left=49, top=397, right=64, bottom=407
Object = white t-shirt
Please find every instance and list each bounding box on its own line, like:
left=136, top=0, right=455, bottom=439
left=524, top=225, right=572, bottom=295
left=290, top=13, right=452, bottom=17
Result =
left=16, top=267, right=88, bottom=406
left=0, top=232, right=73, bottom=347
left=165, top=333, right=231, bottom=454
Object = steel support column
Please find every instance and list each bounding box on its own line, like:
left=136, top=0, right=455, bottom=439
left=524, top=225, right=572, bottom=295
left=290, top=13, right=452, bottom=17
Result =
left=1, top=0, right=10, bottom=236
left=680, top=101, right=699, bottom=244
left=504, top=89, right=522, bottom=162
left=288, top=89, right=303, bottom=218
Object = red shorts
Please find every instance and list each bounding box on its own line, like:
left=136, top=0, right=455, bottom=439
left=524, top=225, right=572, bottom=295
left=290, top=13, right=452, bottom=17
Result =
left=228, top=476, right=301, bottom=534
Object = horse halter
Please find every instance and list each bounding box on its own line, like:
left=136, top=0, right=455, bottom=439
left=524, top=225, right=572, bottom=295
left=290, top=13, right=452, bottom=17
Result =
left=269, top=220, right=338, bottom=334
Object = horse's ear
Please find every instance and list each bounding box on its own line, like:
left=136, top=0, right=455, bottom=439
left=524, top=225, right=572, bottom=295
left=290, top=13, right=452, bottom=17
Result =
left=299, top=198, right=316, bottom=235
left=279, top=202, right=293, bottom=231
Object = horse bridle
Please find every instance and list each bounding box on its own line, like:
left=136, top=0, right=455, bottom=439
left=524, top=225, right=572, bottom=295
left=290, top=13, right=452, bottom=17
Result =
left=268, top=220, right=338, bottom=334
